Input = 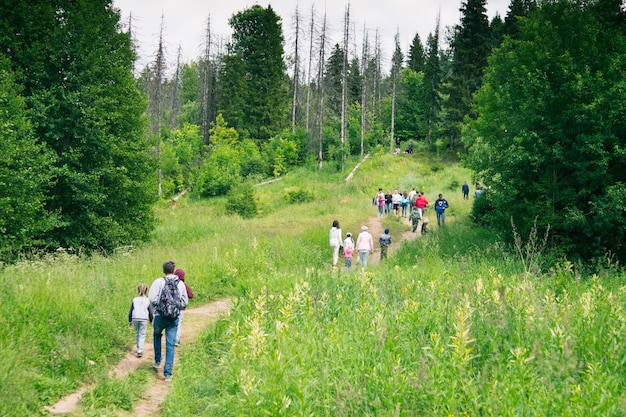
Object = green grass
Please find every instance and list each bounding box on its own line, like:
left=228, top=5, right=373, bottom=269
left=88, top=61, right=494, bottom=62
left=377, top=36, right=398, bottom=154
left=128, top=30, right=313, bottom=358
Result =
left=3, top=148, right=625, bottom=416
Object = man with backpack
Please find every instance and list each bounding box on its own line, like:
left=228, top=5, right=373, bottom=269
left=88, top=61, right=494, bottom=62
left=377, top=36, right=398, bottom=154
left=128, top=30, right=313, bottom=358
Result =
left=148, top=260, right=189, bottom=382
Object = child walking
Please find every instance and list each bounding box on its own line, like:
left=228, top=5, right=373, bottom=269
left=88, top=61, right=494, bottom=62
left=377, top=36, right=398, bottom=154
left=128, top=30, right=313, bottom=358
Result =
left=174, top=268, right=194, bottom=346
left=128, top=283, right=153, bottom=358
left=343, top=232, right=355, bottom=271
left=379, top=228, right=392, bottom=260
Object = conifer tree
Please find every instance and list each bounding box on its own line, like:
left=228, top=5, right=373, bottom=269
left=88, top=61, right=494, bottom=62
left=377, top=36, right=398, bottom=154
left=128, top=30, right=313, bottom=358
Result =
left=0, top=0, right=155, bottom=252
left=407, top=33, right=425, bottom=73
left=445, top=0, right=491, bottom=150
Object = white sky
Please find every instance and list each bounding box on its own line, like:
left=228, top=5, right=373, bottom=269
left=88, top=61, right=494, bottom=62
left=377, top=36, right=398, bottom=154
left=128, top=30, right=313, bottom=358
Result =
left=112, top=0, right=510, bottom=74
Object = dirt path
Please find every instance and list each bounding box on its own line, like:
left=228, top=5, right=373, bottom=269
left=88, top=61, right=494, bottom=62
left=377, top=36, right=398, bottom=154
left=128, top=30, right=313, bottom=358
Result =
left=358, top=211, right=425, bottom=266
left=45, top=298, right=233, bottom=416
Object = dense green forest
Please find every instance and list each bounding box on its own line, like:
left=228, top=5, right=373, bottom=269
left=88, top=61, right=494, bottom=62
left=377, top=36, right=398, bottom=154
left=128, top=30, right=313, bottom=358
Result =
left=0, top=0, right=625, bottom=263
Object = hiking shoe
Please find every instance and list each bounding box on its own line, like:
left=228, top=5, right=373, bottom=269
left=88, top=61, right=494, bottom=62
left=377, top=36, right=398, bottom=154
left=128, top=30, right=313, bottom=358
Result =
left=152, top=362, right=160, bottom=369
left=164, top=376, right=172, bottom=382
left=174, top=341, right=181, bottom=347
left=137, top=352, right=143, bottom=358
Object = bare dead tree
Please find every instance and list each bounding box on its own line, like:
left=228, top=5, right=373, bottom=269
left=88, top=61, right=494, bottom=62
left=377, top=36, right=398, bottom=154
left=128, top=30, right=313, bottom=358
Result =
left=360, top=25, right=369, bottom=157
left=170, top=44, right=182, bottom=128
left=290, top=5, right=301, bottom=133
left=305, top=5, right=316, bottom=133
left=340, top=4, right=350, bottom=171
left=390, top=29, right=401, bottom=154
left=201, top=14, right=213, bottom=146
left=154, top=16, right=166, bottom=199
left=315, top=11, right=328, bottom=170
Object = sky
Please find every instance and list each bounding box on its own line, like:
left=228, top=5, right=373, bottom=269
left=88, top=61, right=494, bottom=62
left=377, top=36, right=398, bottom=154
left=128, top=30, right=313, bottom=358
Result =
left=112, top=0, right=510, bottom=74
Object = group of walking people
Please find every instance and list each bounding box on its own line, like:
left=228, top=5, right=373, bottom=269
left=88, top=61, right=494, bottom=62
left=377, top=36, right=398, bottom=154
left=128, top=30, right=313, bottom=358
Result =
left=128, top=260, right=194, bottom=382
left=330, top=220, right=381, bottom=270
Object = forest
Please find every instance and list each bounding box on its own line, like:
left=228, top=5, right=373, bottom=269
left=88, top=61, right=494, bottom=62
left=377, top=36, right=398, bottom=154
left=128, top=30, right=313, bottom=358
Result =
left=0, top=0, right=625, bottom=263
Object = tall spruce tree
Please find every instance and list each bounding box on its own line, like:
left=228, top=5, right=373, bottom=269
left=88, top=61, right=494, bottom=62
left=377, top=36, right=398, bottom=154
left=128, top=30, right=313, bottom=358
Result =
left=445, top=0, right=491, bottom=150
left=407, top=33, right=425, bottom=73
left=423, top=23, right=443, bottom=145
left=0, top=0, right=155, bottom=252
left=219, top=5, right=288, bottom=142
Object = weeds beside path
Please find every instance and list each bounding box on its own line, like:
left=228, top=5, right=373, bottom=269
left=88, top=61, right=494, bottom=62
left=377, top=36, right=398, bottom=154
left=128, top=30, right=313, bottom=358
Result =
left=45, top=298, right=232, bottom=416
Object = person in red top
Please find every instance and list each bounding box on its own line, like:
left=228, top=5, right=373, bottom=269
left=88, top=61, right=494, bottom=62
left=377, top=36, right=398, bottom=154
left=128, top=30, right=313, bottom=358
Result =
left=414, top=192, right=429, bottom=218
left=173, top=268, right=194, bottom=346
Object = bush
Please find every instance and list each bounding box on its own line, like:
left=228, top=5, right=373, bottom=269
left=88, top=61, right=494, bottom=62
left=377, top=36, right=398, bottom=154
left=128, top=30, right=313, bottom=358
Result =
left=283, top=188, right=314, bottom=204
left=226, top=183, right=257, bottom=218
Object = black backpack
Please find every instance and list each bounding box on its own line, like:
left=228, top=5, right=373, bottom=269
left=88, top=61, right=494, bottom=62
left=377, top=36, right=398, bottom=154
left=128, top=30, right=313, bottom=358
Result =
left=155, top=276, right=181, bottom=319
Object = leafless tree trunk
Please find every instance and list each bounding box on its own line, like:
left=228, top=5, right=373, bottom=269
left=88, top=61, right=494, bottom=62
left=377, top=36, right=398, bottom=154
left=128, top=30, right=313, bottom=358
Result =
left=390, top=31, right=400, bottom=154
left=201, top=14, right=213, bottom=146
left=360, top=25, right=369, bottom=157
left=316, top=12, right=328, bottom=170
left=290, top=5, right=301, bottom=133
left=154, top=16, right=166, bottom=199
left=340, top=5, right=350, bottom=171
left=305, top=5, right=316, bottom=134
left=170, top=44, right=182, bottom=128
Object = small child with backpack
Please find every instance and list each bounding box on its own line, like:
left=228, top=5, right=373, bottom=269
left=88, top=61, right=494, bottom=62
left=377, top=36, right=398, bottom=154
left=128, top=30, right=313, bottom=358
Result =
left=128, top=283, right=153, bottom=358
left=343, top=232, right=355, bottom=270
left=379, top=228, right=392, bottom=260
left=410, top=209, right=421, bottom=233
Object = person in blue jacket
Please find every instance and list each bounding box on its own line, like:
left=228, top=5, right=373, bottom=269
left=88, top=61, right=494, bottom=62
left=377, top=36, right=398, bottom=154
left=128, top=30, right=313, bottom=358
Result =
left=434, top=193, right=449, bottom=226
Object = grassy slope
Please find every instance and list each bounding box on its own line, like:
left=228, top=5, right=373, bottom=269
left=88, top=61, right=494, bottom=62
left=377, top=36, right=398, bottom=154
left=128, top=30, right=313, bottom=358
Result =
left=2, top=149, right=625, bottom=416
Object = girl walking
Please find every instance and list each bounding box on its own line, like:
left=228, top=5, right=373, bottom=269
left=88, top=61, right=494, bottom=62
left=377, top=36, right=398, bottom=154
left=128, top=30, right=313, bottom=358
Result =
left=128, top=283, right=153, bottom=358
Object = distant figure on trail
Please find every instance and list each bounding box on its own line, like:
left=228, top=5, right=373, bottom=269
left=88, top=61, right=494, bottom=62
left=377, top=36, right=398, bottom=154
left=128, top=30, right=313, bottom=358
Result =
left=434, top=193, right=449, bottom=226
left=379, top=228, right=392, bottom=260
left=148, top=260, right=188, bottom=382
left=462, top=181, right=470, bottom=200
left=128, top=283, right=153, bottom=358
left=401, top=191, right=410, bottom=217
left=343, top=232, right=355, bottom=271
left=414, top=192, right=429, bottom=218
left=173, top=268, right=194, bottom=346
left=410, top=207, right=422, bottom=233
left=405, top=143, right=414, bottom=154
left=375, top=188, right=385, bottom=218
left=384, top=190, right=393, bottom=215
left=474, top=182, right=483, bottom=198
left=356, top=226, right=374, bottom=268
left=408, top=188, right=417, bottom=213
left=392, top=189, right=402, bottom=217
left=329, top=220, right=343, bottom=268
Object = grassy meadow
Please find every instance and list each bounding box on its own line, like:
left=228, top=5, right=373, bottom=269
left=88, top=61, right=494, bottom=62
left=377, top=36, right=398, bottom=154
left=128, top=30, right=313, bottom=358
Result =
left=2, top=148, right=626, bottom=416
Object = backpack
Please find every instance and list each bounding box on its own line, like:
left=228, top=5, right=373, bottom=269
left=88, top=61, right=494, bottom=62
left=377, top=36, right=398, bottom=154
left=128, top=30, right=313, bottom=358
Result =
left=155, top=276, right=181, bottom=319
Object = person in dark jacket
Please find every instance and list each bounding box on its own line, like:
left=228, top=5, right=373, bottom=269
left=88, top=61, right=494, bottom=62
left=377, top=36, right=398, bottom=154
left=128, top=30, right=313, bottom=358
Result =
left=174, top=268, right=194, bottom=346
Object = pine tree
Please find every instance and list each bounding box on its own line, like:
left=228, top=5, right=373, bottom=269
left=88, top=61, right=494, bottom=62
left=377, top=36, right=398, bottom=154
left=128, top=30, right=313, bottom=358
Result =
left=445, top=0, right=491, bottom=150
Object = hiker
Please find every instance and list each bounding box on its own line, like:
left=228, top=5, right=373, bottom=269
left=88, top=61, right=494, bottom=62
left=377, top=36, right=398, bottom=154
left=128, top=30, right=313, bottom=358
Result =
left=434, top=193, right=449, bottom=226
left=379, top=228, right=392, bottom=260
left=400, top=191, right=410, bottom=217
left=408, top=188, right=417, bottom=213
left=462, top=181, right=470, bottom=200
left=410, top=207, right=422, bottom=233
left=392, top=190, right=402, bottom=217
left=343, top=232, right=355, bottom=271
left=128, top=283, right=153, bottom=358
left=148, top=260, right=188, bottom=382
left=374, top=188, right=385, bottom=218
left=329, top=220, right=343, bottom=268
left=173, top=268, right=194, bottom=346
left=414, top=192, right=429, bottom=218
left=355, top=226, right=374, bottom=268
left=384, top=190, right=393, bottom=215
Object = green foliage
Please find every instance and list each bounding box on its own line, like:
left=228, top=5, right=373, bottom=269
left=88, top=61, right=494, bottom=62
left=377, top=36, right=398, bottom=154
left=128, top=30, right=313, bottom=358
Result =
left=262, top=131, right=301, bottom=177
left=0, top=56, right=57, bottom=260
left=220, top=5, right=289, bottom=142
left=80, top=369, right=150, bottom=412
left=240, top=138, right=266, bottom=178
left=197, top=143, right=242, bottom=197
left=226, top=183, right=258, bottom=218
left=464, top=0, right=626, bottom=261
left=0, top=0, right=156, bottom=253
left=283, top=187, right=315, bottom=204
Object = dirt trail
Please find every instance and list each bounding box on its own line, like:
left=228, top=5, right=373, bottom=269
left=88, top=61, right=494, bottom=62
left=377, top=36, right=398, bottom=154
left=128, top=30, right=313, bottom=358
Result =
left=366, top=212, right=424, bottom=266
left=45, top=298, right=232, bottom=417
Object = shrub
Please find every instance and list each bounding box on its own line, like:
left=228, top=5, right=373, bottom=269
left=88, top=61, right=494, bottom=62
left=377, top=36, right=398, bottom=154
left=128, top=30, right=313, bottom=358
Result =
left=283, top=188, right=314, bottom=204
left=226, top=183, right=257, bottom=218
